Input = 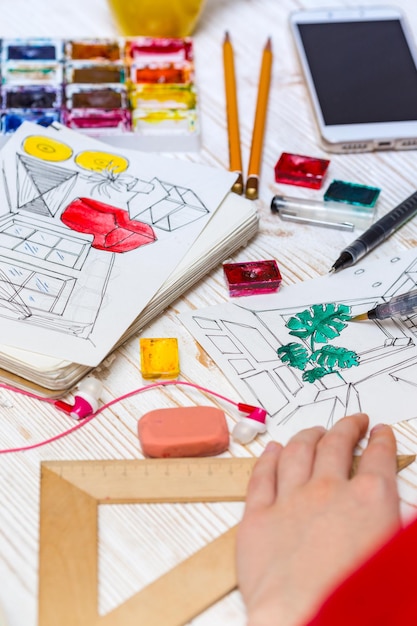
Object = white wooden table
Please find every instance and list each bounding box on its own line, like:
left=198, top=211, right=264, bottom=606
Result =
left=2, top=1, right=417, bottom=624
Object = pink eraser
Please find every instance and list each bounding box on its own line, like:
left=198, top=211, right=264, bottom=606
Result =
left=138, top=406, right=230, bottom=458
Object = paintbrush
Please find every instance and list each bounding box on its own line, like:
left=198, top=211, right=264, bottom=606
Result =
left=351, top=289, right=417, bottom=321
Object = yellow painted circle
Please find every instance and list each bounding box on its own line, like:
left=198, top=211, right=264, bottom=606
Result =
left=75, top=150, right=129, bottom=174
left=22, top=136, right=73, bottom=162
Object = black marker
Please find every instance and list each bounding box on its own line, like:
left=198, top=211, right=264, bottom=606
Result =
left=330, top=191, right=417, bottom=273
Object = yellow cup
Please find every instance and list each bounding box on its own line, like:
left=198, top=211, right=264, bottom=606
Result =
left=108, top=0, right=206, bottom=38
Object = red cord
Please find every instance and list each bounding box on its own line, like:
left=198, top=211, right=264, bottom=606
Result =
left=0, top=379, right=241, bottom=454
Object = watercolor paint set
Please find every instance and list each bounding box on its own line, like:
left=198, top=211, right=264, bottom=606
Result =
left=0, top=36, right=200, bottom=151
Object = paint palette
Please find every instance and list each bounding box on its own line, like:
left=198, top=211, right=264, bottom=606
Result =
left=0, top=37, right=200, bottom=151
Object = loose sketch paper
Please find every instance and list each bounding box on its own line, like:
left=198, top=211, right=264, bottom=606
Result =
left=180, top=249, right=417, bottom=443
left=0, top=122, right=236, bottom=366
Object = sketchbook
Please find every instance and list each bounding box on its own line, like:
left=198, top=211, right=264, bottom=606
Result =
left=0, top=189, right=258, bottom=395
left=0, top=121, right=241, bottom=366
left=0, top=120, right=258, bottom=394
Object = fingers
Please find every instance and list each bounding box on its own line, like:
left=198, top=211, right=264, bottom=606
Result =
left=312, top=413, right=369, bottom=480
left=245, top=416, right=394, bottom=516
left=356, top=423, right=397, bottom=480
left=277, top=426, right=326, bottom=499
left=245, top=441, right=282, bottom=512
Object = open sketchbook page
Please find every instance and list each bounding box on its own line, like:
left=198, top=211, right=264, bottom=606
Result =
left=0, top=192, right=258, bottom=392
left=0, top=122, right=236, bottom=366
left=180, top=248, right=417, bottom=444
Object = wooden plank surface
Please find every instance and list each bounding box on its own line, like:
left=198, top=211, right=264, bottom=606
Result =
left=1, top=1, right=417, bottom=625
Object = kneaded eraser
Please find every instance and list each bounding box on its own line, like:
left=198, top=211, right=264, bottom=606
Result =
left=138, top=406, right=229, bottom=458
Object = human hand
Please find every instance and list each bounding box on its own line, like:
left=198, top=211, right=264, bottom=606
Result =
left=236, top=413, right=401, bottom=626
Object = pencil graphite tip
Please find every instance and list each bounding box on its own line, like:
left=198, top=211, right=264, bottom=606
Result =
left=224, top=31, right=230, bottom=43
left=265, top=36, right=272, bottom=51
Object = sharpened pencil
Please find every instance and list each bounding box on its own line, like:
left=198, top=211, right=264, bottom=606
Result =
left=245, top=37, right=273, bottom=200
left=223, top=31, right=244, bottom=195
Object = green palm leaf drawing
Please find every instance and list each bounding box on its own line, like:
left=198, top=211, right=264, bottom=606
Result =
left=310, top=345, right=360, bottom=370
left=277, top=303, right=360, bottom=384
left=302, top=367, right=329, bottom=383
left=277, top=342, right=308, bottom=370
left=286, top=303, right=351, bottom=346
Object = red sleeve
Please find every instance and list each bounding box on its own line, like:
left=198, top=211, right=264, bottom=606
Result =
left=306, top=515, right=417, bottom=626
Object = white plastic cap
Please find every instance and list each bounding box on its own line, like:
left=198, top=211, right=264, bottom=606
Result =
left=77, top=377, right=103, bottom=401
left=232, top=418, right=267, bottom=445
left=72, top=377, right=103, bottom=416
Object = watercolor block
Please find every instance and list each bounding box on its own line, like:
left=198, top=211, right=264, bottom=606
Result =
left=65, top=64, right=126, bottom=84
left=1, top=38, right=62, bottom=62
left=131, top=63, right=193, bottom=84
left=324, top=180, right=381, bottom=207
left=126, top=38, right=193, bottom=63
left=1, top=109, right=61, bottom=133
left=65, top=39, right=123, bottom=62
left=63, top=108, right=131, bottom=134
left=132, top=108, right=197, bottom=135
left=138, top=406, right=229, bottom=458
left=223, top=260, right=282, bottom=297
left=3, top=86, right=61, bottom=109
left=274, top=152, right=330, bottom=189
left=131, top=84, right=197, bottom=110
left=3, top=62, right=63, bottom=85
left=65, top=84, right=128, bottom=109
left=140, top=337, right=180, bottom=379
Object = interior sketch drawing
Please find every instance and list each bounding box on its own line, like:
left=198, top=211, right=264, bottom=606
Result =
left=0, top=131, right=209, bottom=341
left=183, top=252, right=417, bottom=440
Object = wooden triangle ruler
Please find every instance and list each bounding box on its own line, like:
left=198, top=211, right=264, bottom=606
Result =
left=38, top=454, right=415, bottom=626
